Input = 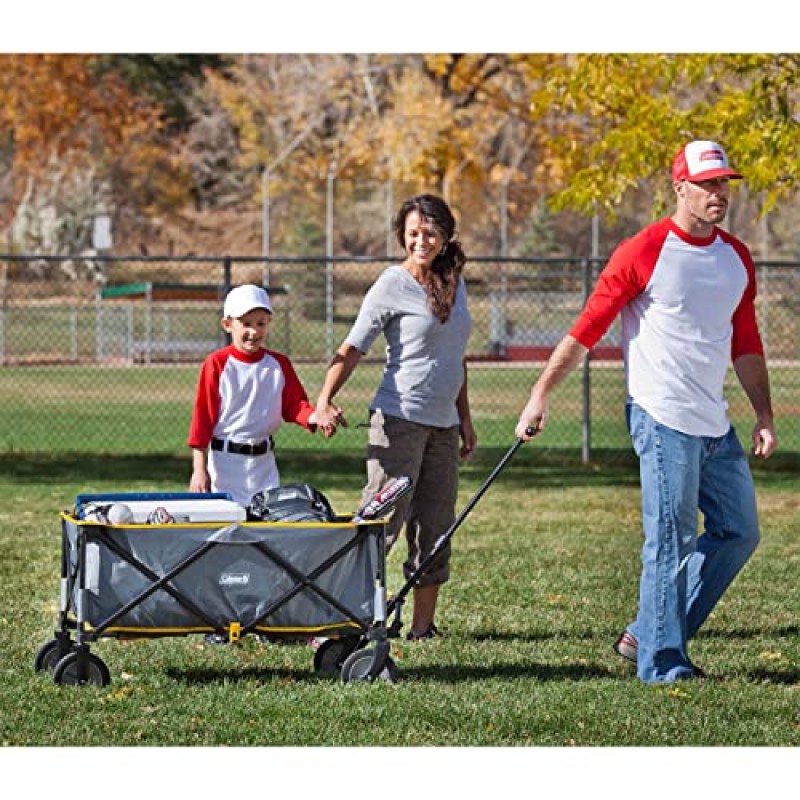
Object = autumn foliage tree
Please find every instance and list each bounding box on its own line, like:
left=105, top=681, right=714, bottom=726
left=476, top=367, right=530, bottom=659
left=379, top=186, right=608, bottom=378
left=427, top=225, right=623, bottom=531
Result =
left=2, top=53, right=799, bottom=258
left=521, top=54, right=800, bottom=218
left=0, top=54, right=189, bottom=255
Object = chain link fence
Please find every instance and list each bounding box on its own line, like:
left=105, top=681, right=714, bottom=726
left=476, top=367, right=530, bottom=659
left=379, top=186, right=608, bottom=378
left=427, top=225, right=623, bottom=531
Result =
left=1, top=254, right=798, bottom=460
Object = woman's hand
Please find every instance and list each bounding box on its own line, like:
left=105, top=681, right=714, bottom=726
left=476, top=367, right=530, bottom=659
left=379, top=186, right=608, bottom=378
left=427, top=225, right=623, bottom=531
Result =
left=459, top=418, right=477, bottom=460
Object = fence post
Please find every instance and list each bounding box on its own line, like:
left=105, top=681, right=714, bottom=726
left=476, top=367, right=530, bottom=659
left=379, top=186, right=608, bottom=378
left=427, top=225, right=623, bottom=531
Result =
left=144, top=282, right=153, bottom=365
left=0, top=262, right=5, bottom=364
left=223, top=256, right=232, bottom=345
left=95, top=285, right=102, bottom=362
left=284, top=292, right=292, bottom=356
left=326, top=167, right=336, bottom=361
left=71, top=308, right=77, bottom=360
left=581, top=258, right=592, bottom=464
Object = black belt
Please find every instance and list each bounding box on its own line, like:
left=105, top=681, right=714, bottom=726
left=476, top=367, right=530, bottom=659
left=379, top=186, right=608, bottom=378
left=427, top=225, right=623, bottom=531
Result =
left=211, top=436, right=273, bottom=456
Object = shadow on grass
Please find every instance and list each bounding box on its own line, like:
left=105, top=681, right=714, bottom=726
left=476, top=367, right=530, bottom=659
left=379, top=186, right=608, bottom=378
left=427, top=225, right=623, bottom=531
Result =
left=0, top=453, right=197, bottom=487
left=3, top=447, right=795, bottom=492
left=165, top=659, right=615, bottom=685
left=403, top=661, right=616, bottom=682
left=0, top=449, right=642, bottom=491
left=700, top=623, right=800, bottom=641
left=471, top=629, right=599, bottom=644
left=742, top=668, right=800, bottom=685
left=699, top=624, right=800, bottom=685
left=164, top=665, right=325, bottom=685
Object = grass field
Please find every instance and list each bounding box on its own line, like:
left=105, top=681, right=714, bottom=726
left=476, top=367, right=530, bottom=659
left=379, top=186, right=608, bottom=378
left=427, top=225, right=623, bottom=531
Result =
left=1, top=447, right=797, bottom=757
left=1, top=361, right=799, bottom=457
left=1, top=362, right=797, bottom=795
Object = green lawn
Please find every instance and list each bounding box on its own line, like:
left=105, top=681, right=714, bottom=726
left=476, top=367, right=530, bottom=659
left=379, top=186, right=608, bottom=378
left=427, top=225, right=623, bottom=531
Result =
left=1, top=448, right=797, bottom=754
left=1, top=362, right=798, bottom=457
left=1, top=360, right=796, bottom=794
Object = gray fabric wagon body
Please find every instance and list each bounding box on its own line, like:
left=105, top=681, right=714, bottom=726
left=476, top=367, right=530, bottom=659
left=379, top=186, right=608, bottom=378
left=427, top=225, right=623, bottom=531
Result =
left=62, top=516, right=382, bottom=636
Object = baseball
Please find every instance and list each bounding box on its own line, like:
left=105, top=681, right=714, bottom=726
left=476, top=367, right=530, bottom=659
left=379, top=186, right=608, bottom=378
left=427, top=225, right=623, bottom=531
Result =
left=107, top=503, right=134, bottom=525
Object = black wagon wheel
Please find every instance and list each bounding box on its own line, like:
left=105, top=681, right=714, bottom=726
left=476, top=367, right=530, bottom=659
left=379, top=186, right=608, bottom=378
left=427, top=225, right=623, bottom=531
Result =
left=34, top=638, right=76, bottom=673
left=340, top=646, right=399, bottom=684
left=313, top=636, right=361, bottom=677
left=52, top=651, right=111, bottom=687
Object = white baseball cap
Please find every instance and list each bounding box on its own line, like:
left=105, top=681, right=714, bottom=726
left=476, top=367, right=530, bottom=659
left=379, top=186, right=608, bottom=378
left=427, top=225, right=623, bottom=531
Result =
left=223, top=284, right=273, bottom=318
left=672, top=140, right=743, bottom=183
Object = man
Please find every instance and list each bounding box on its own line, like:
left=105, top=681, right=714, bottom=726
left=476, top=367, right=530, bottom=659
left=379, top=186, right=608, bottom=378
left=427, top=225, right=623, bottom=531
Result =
left=515, top=140, right=777, bottom=684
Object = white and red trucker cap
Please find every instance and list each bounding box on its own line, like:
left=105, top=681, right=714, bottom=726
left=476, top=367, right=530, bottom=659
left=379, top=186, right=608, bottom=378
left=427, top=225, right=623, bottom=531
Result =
left=672, top=140, right=743, bottom=182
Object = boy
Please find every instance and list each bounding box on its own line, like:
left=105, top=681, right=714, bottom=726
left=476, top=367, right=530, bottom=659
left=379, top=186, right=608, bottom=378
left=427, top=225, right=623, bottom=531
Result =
left=188, top=284, right=337, bottom=506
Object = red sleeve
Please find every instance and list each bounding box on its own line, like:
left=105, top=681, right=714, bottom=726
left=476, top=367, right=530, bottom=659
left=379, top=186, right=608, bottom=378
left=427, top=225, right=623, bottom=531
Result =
left=270, top=351, right=316, bottom=431
left=187, top=348, right=226, bottom=448
left=722, top=232, right=765, bottom=359
left=569, top=221, right=667, bottom=348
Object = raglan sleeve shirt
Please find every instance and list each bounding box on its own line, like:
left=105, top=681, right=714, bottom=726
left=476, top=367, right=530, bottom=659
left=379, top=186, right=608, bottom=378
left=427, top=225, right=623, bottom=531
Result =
left=568, top=217, right=764, bottom=437
left=188, top=345, right=315, bottom=449
left=272, top=351, right=316, bottom=429
left=569, top=233, right=651, bottom=349
left=724, top=232, right=764, bottom=361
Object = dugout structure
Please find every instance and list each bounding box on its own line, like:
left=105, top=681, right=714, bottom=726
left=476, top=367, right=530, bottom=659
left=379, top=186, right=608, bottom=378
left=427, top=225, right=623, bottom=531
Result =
left=96, top=282, right=289, bottom=363
left=488, top=288, right=623, bottom=361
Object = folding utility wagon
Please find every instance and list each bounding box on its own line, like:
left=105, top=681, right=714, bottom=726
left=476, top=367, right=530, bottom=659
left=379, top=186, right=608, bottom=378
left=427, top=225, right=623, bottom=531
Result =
left=35, top=493, right=397, bottom=687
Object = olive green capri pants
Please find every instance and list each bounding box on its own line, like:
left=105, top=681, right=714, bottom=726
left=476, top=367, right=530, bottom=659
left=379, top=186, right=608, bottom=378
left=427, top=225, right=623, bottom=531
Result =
left=362, top=409, right=460, bottom=587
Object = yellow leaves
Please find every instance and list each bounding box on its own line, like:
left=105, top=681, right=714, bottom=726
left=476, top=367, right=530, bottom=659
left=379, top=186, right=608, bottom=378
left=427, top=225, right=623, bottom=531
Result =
left=489, top=164, right=509, bottom=184
left=5, top=53, right=794, bottom=250
left=2, top=56, right=135, bottom=167
left=101, top=685, right=134, bottom=703
left=666, top=686, right=692, bottom=699
left=422, top=54, right=454, bottom=79
left=532, top=53, right=800, bottom=216
left=759, top=650, right=786, bottom=663
left=0, top=54, right=188, bottom=224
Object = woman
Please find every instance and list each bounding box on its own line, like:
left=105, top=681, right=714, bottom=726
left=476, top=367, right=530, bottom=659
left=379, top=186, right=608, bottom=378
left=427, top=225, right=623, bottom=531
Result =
left=314, top=194, right=477, bottom=640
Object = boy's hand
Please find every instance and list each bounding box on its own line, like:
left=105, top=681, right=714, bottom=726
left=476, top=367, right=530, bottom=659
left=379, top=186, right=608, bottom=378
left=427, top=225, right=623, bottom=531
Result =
left=189, top=467, right=211, bottom=494
left=312, top=403, right=348, bottom=437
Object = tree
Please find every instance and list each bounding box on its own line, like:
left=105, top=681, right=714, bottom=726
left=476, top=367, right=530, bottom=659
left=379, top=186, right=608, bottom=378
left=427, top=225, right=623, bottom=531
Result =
left=6, top=53, right=799, bottom=258
left=93, top=54, right=231, bottom=132
left=521, top=54, right=800, bottom=220
left=0, top=54, right=190, bottom=254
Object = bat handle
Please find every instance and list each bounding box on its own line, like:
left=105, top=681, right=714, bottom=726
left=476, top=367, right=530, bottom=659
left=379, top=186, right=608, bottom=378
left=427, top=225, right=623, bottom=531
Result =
left=524, top=426, right=537, bottom=438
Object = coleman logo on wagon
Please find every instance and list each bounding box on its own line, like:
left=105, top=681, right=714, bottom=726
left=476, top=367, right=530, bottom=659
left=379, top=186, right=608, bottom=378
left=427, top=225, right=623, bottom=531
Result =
left=219, top=572, right=250, bottom=586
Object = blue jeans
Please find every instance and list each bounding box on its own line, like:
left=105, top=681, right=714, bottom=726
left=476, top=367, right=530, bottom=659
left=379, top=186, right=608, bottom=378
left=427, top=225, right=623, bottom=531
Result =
left=626, top=403, right=760, bottom=683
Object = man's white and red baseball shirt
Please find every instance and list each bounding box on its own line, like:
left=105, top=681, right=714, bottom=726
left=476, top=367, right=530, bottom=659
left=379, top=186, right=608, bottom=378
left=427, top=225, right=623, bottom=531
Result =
left=570, top=217, right=764, bottom=437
